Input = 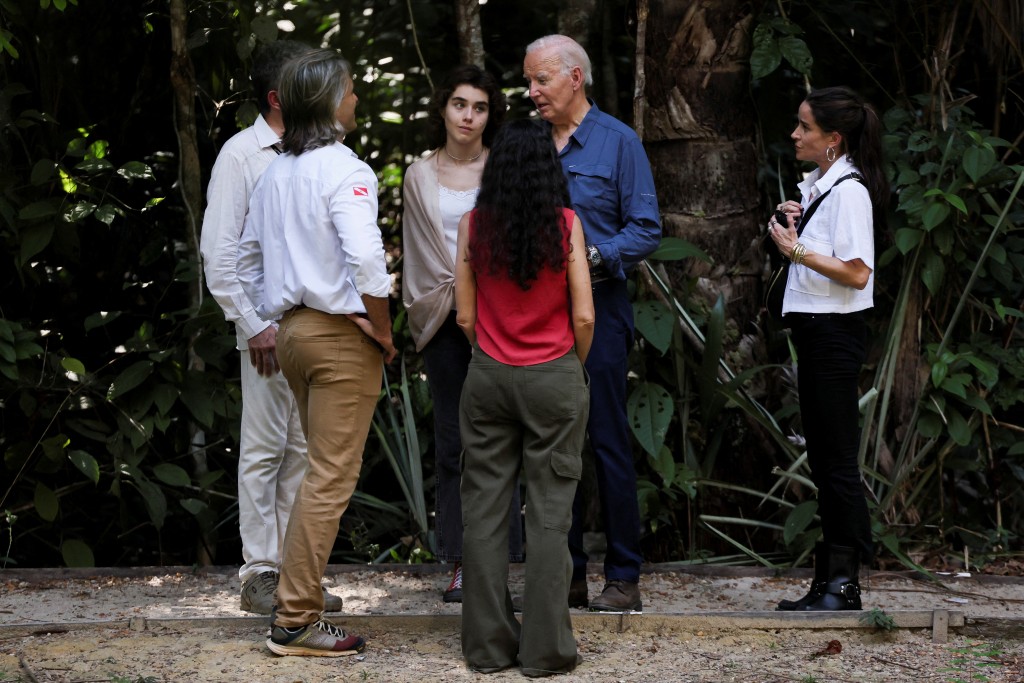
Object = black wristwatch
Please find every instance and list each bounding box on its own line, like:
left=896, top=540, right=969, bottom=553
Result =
left=586, top=245, right=603, bottom=268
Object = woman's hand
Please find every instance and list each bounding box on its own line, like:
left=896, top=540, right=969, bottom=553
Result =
left=768, top=203, right=801, bottom=260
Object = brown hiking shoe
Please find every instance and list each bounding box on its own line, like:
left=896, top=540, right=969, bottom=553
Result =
left=240, top=571, right=278, bottom=614
left=589, top=579, right=642, bottom=612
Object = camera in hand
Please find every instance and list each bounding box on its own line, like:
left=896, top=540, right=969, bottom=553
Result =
left=773, top=209, right=788, bottom=228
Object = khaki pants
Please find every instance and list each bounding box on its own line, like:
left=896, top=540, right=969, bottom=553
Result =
left=459, top=346, right=588, bottom=674
left=273, top=307, right=382, bottom=627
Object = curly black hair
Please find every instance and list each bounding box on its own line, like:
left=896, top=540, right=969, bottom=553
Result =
left=427, top=65, right=506, bottom=150
left=470, top=119, right=572, bottom=290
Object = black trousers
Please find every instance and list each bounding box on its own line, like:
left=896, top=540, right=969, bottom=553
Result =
left=789, top=312, right=873, bottom=559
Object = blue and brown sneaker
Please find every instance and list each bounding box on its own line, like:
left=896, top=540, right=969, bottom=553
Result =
left=267, top=618, right=365, bottom=657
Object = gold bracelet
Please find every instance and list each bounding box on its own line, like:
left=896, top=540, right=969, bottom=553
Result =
left=794, top=243, right=807, bottom=265
left=789, top=242, right=804, bottom=265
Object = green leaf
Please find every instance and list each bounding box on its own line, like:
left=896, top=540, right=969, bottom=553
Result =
left=947, top=408, right=972, bottom=446
left=18, top=199, right=59, bottom=220
left=61, top=356, right=86, bottom=375
left=894, top=228, right=923, bottom=254
left=61, top=539, right=95, bottom=568
left=180, top=385, right=214, bottom=427
left=962, top=146, right=996, bottom=183
left=18, top=222, right=54, bottom=264
left=921, top=201, right=950, bottom=231
left=180, top=498, right=208, bottom=516
left=30, top=159, right=56, bottom=185
left=917, top=412, right=943, bottom=438
left=68, top=450, right=100, bottom=484
left=84, top=310, right=121, bottom=331
left=647, top=445, right=676, bottom=487
left=930, top=360, right=948, bottom=388
left=649, top=237, right=711, bottom=263
left=920, top=251, right=945, bottom=295
left=749, top=27, right=782, bottom=79
left=944, top=193, right=967, bottom=215
left=153, top=463, right=191, bottom=487
left=136, top=478, right=168, bottom=529
left=783, top=500, right=818, bottom=545
left=73, top=158, right=114, bottom=174
left=94, top=205, right=117, bottom=225
left=107, top=360, right=154, bottom=399
left=627, top=381, right=674, bottom=457
left=778, top=35, right=813, bottom=74
left=34, top=482, right=59, bottom=521
left=117, top=161, right=154, bottom=180
left=634, top=300, right=673, bottom=354
left=153, top=383, right=178, bottom=415
left=251, top=15, right=278, bottom=43
left=907, top=131, right=933, bottom=152
left=63, top=201, right=96, bottom=223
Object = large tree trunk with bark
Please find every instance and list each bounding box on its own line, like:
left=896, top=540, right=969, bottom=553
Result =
left=455, top=0, right=484, bottom=68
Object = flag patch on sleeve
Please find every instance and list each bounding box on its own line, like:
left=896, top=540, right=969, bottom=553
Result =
left=353, top=186, right=369, bottom=196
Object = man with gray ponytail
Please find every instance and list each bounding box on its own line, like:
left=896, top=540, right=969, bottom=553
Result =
left=238, top=48, right=394, bottom=656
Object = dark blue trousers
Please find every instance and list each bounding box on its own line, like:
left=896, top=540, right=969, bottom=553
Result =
left=790, top=312, right=873, bottom=559
left=422, top=312, right=524, bottom=562
left=569, top=279, right=643, bottom=583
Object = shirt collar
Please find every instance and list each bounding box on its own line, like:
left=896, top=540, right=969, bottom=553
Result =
left=252, top=114, right=281, bottom=150
left=567, top=98, right=601, bottom=147
left=798, top=155, right=857, bottom=199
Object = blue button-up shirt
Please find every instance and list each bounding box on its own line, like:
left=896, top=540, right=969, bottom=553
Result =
left=556, top=100, right=662, bottom=279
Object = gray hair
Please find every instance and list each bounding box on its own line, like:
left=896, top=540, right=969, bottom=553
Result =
left=279, top=48, right=353, bottom=155
left=525, top=34, right=593, bottom=87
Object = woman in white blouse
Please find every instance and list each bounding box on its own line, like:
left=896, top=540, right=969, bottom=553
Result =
left=401, top=66, right=523, bottom=601
left=768, top=86, right=889, bottom=612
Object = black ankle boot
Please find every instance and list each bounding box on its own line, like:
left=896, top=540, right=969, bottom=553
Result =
left=795, top=543, right=861, bottom=611
left=776, top=542, right=827, bottom=611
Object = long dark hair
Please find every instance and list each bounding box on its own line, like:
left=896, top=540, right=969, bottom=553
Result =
left=469, top=119, right=571, bottom=290
left=804, top=86, right=889, bottom=224
left=428, top=65, right=506, bottom=150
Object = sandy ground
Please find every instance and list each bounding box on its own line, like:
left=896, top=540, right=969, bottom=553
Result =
left=2, top=564, right=1023, bottom=682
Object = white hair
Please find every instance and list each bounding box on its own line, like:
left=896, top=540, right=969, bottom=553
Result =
left=525, top=34, right=593, bottom=87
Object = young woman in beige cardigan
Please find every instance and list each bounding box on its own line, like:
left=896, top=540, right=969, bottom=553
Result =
left=401, top=65, right=523, bottom=601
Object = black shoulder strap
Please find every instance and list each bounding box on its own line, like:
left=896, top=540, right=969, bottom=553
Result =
left=795, top=172, right=862, bottom=236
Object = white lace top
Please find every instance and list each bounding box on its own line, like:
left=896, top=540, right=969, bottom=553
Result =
left=438, top=185, right=478, bottom=263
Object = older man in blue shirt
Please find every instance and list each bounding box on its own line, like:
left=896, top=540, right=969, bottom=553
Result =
left=524, top=34, right=661, bottom=612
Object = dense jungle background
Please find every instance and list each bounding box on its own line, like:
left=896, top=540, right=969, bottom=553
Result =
left=1, top=0, right=1023, bottom=574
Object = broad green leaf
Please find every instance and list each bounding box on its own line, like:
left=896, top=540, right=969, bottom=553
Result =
left=907, top=131, right=932, bottom=152
left=627, top=381, right=674, bottom=457
left=180, top=498, right=208, bottom=516
left=251, top=15, right=278, bottom=43
left=63, top=201, right=96, bottom=223
left=153, top=463, right=191, bottom=487
left=41, top=434, right=69, bottom=462
left=94, top=205, right=117, bottom=225
left=107, top=360, right=154, bottom=399
left=153, top=383, right=178, bottom=415
left=61, top=356, right=86, bottom=375
left=634, top=300, right=673, bottom=355
left=920, top=251, right=945, bottom=295
left=34, top=482, right=59, bottom=521
left=649, top=237, right=711, bottom=263
left=84, top=310, right=121, bottom=331
left=894, top=228, right=922, bottom=254
left=61, top=539, right=95, bottom=568
left=917, top=412, right=943, bottom=438
left=930, top=361, right=948, bottom=388
left=962, top=146, right=996, bottom=183
left=30, top=159, right=56, bottom=185
left=778, top=36, right=813, bottom=74
left=136, top=478, right=167, bottom=529
left=117, top=161, right=154, bottom=180
left=18, top=199, right=59, bottom=220
left=749, top=27, right=782, bottom=79
left=18, top=222, right=54, bottom=265
left=921, top=202, right=950, bottom=231
left=960, top=394, right=992, bottom=416
left=947, top=408, right=972, bottom=446
left=940, top=375, right=968, bottom=399
left=68, top=450, right=100, bottom=484
left=647, top=445, right=676, bottom=487
left=180, top=386, right=214, bottom=427
left=944, top=193, right=967, bottom=215
left=783, top=500, right=818, bottom=545
left=74, top=158, right=113, bottom=174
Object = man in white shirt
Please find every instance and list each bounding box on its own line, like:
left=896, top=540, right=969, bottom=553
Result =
left=200, top=40, right=341, bottom=615
left=238, top=48, right=395, bottom=657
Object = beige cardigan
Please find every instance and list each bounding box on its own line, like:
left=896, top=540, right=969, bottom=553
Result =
left=402, top=150, right=459, bottom=351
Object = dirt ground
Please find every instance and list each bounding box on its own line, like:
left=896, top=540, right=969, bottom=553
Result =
left=2, top=564, right=1024, bottom=682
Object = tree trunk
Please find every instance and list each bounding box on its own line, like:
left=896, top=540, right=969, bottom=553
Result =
left=454, top=0, right=484, bottom=68
left=169, top=0, right=212, bottom=566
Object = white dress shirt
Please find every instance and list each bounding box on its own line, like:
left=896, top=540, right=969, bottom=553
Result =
left=200, top=114, right=280, bottom=349
left=783, top=156, right=875, bottom=315
left=237, top=141, right=391, bottom=320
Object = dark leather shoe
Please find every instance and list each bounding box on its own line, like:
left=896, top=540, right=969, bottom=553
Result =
left=589, top=579, right=642, bottom=612
left=568, top=579, right=588, bottom=608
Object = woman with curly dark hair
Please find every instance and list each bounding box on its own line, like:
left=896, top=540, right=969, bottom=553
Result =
left=455, top=119, right=594, bottom=676
left=401, top=65, right=523, bottom=602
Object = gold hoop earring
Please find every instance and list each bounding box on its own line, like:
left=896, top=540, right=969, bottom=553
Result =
left=826, top=146, right=837, bottom=162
